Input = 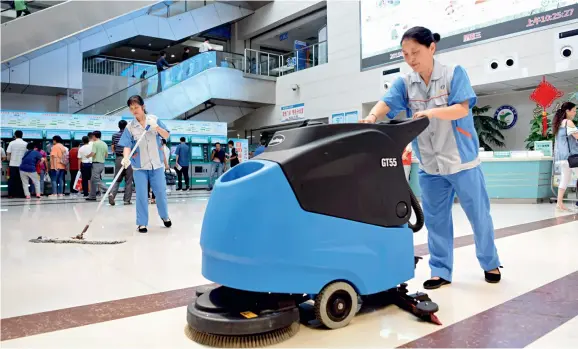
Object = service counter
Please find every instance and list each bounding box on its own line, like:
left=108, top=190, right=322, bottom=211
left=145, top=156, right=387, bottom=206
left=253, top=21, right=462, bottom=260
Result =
left=408, top=151, right=554, bottom=202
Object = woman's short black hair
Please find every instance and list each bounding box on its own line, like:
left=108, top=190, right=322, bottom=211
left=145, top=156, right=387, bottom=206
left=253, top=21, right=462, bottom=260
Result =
left=401, top=26, right=441, bottom=48
left=228, top=140, right=234, bottom=146
left=27, top=142, right=35, bottom=150
left=127, top=95, right=148, bottom=114
left=52, top=135, right=63, bottom=143
left=82, top=136, right=89, bottom=144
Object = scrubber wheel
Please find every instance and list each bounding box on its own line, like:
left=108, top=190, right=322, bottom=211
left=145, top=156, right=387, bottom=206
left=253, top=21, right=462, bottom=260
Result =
left=314, top=281, right=358, bottom=329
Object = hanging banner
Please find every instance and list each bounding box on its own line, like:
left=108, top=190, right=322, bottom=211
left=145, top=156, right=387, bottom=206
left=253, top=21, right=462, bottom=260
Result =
left=280, top=103, right=305, bottom=123
left=331, top=110, right=360, bottom=124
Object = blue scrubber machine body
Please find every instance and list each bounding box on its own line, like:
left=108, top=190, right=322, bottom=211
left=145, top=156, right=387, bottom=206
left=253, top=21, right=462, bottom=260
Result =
left=187, top=118, right=440, bottom=342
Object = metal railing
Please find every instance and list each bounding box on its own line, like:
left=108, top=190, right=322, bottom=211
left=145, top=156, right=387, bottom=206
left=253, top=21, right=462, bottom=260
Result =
left=243, top=41, right=328, bottom=78
left=83, top=57, right=156, bottom=79
left=75, top=50, right=247, bottom=116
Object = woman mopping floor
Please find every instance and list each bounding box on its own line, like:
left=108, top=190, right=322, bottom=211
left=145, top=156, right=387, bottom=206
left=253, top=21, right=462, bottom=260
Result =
left=118, top=95, right=173, bottom=233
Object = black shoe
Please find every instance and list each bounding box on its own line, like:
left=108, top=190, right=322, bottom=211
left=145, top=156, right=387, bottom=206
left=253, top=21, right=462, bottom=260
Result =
left=85, top=198, right=97, bottom=201
left=185, top=187, right=190, bottom=191
left=124, top=201, right=132, bottom=205
left=108, top=195, right=115, bottom=206
left=162, top=218, right=172, bottom=228
left=138, top=226, right=148, bottom=233
left=176, top=188, right=182, bottom=191
left=484, top=267, right=502, bottom=283
left=423, top=278, right=451, bottom=290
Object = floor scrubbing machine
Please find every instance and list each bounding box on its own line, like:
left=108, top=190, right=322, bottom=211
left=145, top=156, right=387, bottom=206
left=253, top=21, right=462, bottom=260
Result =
left=186, top=117, right=440, bottom=347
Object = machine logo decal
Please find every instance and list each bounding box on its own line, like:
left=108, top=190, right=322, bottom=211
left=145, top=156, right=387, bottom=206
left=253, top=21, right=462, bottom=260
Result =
left=381, top=158, right=398, bottom=167
left=268, top=134, right=285, bottom=146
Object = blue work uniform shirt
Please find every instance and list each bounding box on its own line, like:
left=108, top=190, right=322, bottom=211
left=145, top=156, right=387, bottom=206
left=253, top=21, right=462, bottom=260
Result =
left=118, top=116, right=170, bottom=171
left=175, top=143, right=191, bottom=167
left=382, top=60, right=479, bottom=176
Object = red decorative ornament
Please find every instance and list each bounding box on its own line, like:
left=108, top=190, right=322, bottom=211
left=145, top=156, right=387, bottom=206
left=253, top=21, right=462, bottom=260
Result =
left=530, top=76, right=564, bottom=136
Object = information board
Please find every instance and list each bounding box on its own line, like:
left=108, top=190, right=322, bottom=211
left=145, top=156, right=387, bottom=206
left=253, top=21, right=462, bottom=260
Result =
left=534, top=140, right=553, bottom=157
left=230, top=138, right=249, bottom=163
left=0, top=111, right=227, bottom=137
left=360, top=0, right=578, bottom=69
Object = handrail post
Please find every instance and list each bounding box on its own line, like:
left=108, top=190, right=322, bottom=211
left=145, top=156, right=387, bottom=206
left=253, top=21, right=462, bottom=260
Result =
left=267, top=53, right=270, bottom=76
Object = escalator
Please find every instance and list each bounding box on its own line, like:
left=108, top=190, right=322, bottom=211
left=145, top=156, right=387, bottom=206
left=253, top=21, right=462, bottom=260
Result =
left=75, top=51, right=275, bottom=122
left=1, top=0, right=160, bottom=63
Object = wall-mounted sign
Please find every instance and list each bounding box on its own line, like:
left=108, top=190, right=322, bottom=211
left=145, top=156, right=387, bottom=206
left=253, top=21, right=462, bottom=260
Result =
left=281, top=103, right=305, bottom=123
left=279, top=32, right=289, bottom=41
left=331, top=111, right=360, bottom=124
left=494, top=105, right=518, bottom=129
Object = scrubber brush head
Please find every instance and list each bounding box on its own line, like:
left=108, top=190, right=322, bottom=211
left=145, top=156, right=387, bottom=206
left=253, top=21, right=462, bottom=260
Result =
left=184, top=321, right=300, bottom=348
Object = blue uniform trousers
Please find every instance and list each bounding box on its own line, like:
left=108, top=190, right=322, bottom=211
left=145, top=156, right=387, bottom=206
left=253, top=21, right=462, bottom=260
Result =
left=419, top=166, right=501, bottom=281
left=133, top=167, right=169, bottom=226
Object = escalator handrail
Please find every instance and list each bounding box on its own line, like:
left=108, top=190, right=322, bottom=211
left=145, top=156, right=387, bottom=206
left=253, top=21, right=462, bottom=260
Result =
left=74, top=50, right=248, bottom=115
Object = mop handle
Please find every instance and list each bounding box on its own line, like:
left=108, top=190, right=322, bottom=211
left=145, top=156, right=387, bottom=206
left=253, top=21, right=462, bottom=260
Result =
left=79, top=125, right=151, bottom=237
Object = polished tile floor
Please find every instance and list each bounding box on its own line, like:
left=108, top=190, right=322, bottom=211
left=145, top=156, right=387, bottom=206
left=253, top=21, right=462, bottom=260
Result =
left=0, top=194, right=576, bottom=348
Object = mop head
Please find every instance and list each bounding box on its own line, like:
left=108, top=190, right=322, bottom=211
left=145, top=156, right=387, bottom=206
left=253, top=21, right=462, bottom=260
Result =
left=184, top=321, right=300, bottom=348
left=29, top=236, right=126, bottom=245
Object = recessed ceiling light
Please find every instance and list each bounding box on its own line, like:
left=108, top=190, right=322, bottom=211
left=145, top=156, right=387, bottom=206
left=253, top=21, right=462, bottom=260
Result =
left=131, top=49, right=135, bottom=52
left=148, top=43, right=152, bottom=46
left=167, top=45, right=170, bottom=48
left=171, top=54, right=175, bottom=58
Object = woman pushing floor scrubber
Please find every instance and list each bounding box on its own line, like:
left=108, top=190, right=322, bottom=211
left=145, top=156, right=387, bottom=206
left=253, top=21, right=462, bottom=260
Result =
left=361, top=27, right=502, bottom=289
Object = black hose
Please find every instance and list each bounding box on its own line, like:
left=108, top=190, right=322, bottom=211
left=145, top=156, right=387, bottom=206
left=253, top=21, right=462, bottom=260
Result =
left=407, top=188, right=424, bottom=233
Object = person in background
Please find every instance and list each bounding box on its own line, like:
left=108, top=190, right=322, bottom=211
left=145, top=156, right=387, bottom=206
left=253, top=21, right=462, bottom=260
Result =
left=182, top=47, right=191, bottom=61
left=86, top=131, right=109, bottom=201
left=109, top=120, right=134, bottom=206
left=552, top=101, right=578, bottom=211
left=360, top=26, right=501, bottom=288
left=162, top=139, right=171, bottom=167
left=402, top=143, right=413, bottom=182
left=34, top=143, right=48, bottom=196
left=208, top=142, right=225, bottom=191
left=140, top=70, right=149, bottom=97
left=78, top=136, right=93, bottom=197
left=87, top=132, right=95, bottom=146
left=1, top=142, right=6, bottom=161
left=174, top=137, right=190, bottom=191
left=253, top=139, right=267, bottom=157
left=7, top=130, right=27, bottom=198
left=199, top=39, right=212, bottom=53
left=68, top=141, right=80, bottom=195
left=19, top=142, right=43, bottom=199
left=228, top=140, right=240, bottom=169
left=49, top=136, right=67, bottom=197
left=156, top=51, right=174, bottom=93
left=118, top=95, right=172, bottom=233
left=14, top=0, right=30, bottom=17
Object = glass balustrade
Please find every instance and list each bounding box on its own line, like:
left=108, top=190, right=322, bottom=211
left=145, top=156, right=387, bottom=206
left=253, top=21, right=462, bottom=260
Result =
left=243, top=41, right=328, bottom=78
left=76, top=51, right=247, bottom=116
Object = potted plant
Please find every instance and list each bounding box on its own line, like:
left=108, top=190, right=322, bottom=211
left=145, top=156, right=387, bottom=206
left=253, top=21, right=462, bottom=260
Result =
left=472, top=105, right=506, bottom=151
left=525, top=104, right=554, bottom=150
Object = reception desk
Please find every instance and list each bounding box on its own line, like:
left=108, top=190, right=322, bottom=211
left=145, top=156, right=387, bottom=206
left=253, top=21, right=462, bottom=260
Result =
left=408, top=151, right=554, bottom=202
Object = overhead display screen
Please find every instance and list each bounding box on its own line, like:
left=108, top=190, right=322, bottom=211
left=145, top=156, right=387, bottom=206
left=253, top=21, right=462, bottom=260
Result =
left=360, top=0, right=578, bottom=69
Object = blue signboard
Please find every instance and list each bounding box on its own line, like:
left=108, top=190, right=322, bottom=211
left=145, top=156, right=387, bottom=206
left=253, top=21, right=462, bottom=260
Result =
left=280, top=32, right=289, bottom=41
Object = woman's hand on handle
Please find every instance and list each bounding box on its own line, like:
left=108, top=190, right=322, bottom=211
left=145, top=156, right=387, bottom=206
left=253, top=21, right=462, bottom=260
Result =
left=360, top=101, right=391, bottom=124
